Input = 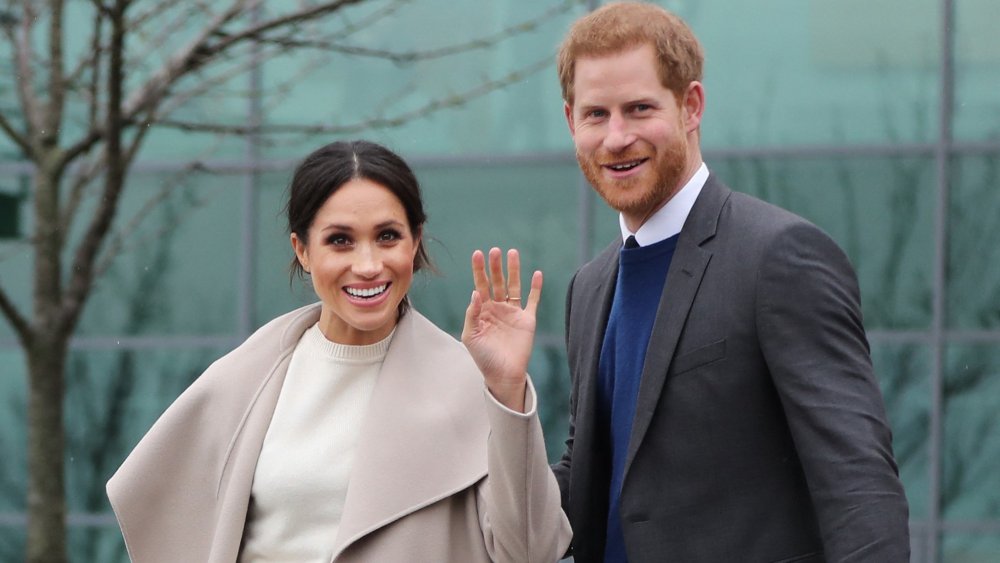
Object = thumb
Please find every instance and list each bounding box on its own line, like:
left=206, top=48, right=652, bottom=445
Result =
left=461, top=290, right=482, bottom=345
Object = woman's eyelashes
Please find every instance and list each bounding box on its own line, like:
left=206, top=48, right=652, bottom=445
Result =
left=378, top=228, right=403, bottom=243
left=326, top=232, right=351, bottom=247
left=324, top=228, right=404, bottom=248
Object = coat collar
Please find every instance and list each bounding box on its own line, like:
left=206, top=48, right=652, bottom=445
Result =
left=331, top=309, right=489, bottom=557
left=108, top=303, right=489, bottom=561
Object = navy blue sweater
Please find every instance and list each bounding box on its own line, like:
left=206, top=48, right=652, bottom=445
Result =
left=597, top=234, right=678, bottom=563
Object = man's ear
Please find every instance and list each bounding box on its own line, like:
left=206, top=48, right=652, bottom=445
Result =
left=682, top=81, right=705, bottom=133
left=564, top=101, right=576, bottom=136
left=291, top=233, right=309, bottom=273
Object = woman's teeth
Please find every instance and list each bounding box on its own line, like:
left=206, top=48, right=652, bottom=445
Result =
left=346, top=284, right=387, bottom=298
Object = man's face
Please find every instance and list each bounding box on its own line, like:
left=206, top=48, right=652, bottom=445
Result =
left=565, top=44, right=700, bottom=231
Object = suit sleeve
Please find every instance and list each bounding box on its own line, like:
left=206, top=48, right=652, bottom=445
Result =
left=475, top=378, right=573, bottom=563
left=756, top=221, right=910, bottom=561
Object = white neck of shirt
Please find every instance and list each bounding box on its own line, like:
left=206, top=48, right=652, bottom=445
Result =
left=239, top=324, right=393, bottom=562
left=619, top=162, right=709, bottom=247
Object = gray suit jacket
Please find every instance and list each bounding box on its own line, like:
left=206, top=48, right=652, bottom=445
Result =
left=553, top=175, right=909, bottom=562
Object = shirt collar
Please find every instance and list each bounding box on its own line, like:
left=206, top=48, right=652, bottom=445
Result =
left=619, top=162, right=709, bottom=246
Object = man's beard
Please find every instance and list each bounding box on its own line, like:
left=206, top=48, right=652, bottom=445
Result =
left=577, top=134, right=688, bottom=221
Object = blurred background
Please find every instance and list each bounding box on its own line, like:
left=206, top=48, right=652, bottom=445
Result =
left=0, top=0, right=998, bottom=561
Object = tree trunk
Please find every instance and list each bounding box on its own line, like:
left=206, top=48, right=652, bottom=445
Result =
left=26, top=335, right=68, bottom=563
left=27, top=159, right=69, bottom=563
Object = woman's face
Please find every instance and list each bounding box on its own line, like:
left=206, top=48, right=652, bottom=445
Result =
left=291, top=177, right=420, bottom=345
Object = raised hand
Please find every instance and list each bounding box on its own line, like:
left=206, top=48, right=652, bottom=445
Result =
left=461, top=247, right=543, bottom=413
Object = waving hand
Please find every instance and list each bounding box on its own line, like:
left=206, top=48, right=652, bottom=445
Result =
left=461, top=248, right=543, bottom=413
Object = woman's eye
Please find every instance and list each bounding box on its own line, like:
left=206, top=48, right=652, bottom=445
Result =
left=378, top=230, right=402, bottom=242
left=327, top=234, right=350, bottom=246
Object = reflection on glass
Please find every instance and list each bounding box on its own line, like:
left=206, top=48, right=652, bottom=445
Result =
left=871, top=344, right=930, bottom=518
left=0, top=527, right=24, bottom=563
left=942, top=346, right=1000, bottom=520
left=75, top=172, right=243, bottom=336
left=530, top=345, right=571, bottom=465
left=407, top=163, right=581, bottom=336
left=0, top=351, right=26, bottom=512
left=953, top=0, right=1000, bottom=142
left=710, top=157, right=935, bottom=330
left=948, top=157, right=1000, bottom=330
left=696, top=0, right=939, bottom=147
left=941, top=533, right=1000, bottom=563
left=68, top=526, right=129, bottom=563
left=63, top=348, right=226, bottom=515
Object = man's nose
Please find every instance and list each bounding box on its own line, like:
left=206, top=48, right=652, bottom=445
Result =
left=602, top=113, right=635, bottom=152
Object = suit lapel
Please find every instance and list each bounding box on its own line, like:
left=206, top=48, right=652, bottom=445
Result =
left=623, top=177, right=731, bottom=480
left=572, top=242, right=620, bottom=460
left=332, top=311, right=489, bottom=559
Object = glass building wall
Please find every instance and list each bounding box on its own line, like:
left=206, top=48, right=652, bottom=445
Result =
left=0, top=0, right=998, bottom=560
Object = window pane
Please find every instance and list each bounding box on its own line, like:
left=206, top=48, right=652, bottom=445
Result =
left=953, top=0, right=1000, bottom=142
left=531, top=344, right=571, bottom=465
left=942, top=345, right=1000, bottom=520
left=692, top=0, right=940, bottom=148
left=0, top=527, right=24, bottom=563
left=69, top=526, right=128, bottom=563
left=948, top=156, right=1000, bottom=329
left=254, top=170, right=316, bottom=329
left=408, top=162, right=581, bottom=336
left=0, top=244, right=30, bottom=343
left=257, top=0, right=586, bottom=160
left=74, top=172, right=244, bottom=336
left=942, top=533, right=1000, bottom=563
left=64, top=347, right=226, bottom=513
left=871, top=342, right=931, bottom=519
left=710, top=157, right=935, bottom=330
left=0, top=350, right=26, bottom=512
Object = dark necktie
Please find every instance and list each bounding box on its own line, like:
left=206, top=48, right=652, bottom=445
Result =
left=624, top=235, right=639, bottom=249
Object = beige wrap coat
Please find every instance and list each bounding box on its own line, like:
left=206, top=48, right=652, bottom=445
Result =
left=106, top=303, right=571, bottom=562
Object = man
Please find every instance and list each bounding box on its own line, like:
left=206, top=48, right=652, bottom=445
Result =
left=551, top=3, right=910, bottom=562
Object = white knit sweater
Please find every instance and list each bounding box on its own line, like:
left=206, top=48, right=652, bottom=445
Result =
left=239, top=324, right=392, bottom=562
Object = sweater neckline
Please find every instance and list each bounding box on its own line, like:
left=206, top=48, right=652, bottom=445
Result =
left=301, top=323, right=394, bottom=363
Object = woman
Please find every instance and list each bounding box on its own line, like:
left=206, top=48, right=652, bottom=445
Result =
left=106, top=140, right=571, bottom=562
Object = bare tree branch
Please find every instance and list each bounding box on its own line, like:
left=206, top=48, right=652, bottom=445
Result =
left=61, top=0, right=127, bottom=330
left=56, top=0, right=248, bottom=167
left=326, top=0, right=408, bottom=41
left=156, top=55, right=553, bottom=137
left=0, top=283, right=31, bottom=344
left=63, top=6, right=103, bottom=99
left=85, top=8, right=103, bottom=136
left=0, top=110, right=32, bottom=156
left=10, top=1, right=41, bottom=140
left=43, top=0, right=65, bottom=149
left=262, top=0, right=579, bottom=64
left=59, top=147, right=103, bottom=232
left=126, top=2, right=210, bottom=77
left=93, top=157, right=215, bottom=281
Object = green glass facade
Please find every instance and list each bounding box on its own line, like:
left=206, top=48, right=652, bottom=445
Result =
left=1, top=0, right=998, bottom=560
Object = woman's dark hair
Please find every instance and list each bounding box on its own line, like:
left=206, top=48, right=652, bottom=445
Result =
left=286, top=140, right=432, bottom=315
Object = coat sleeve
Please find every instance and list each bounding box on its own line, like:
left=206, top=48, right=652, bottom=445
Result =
left=756, top=220, right=910, bottom=561
left=475, top=377, right=573, bottom=563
